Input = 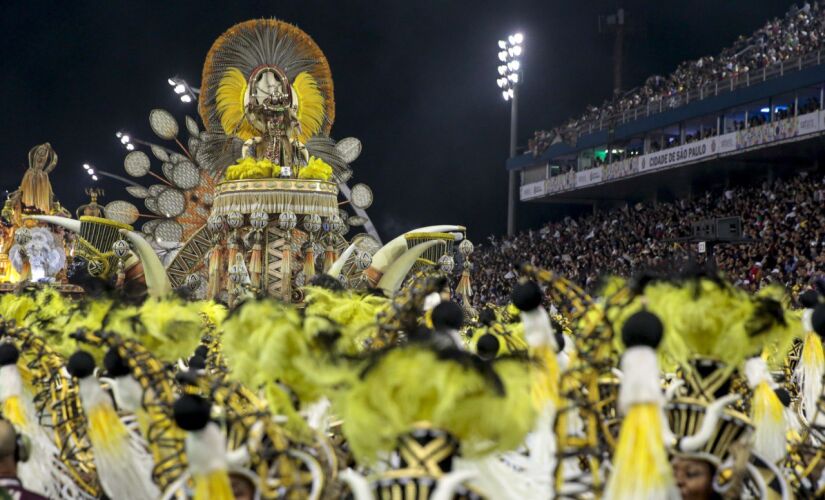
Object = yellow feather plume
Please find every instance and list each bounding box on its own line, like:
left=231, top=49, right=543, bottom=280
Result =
left=604, top=403, right=675, bottom=499
left=217, top=68, right=256, bottom=140
left=292, top=72, right=324, bottom=143
left=335, top=346, right=535, bottom=464
left=193, top=471, right=234, bottom=500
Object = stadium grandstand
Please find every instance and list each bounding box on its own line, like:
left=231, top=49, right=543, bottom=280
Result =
left=476, top=1, right=825, bottom=305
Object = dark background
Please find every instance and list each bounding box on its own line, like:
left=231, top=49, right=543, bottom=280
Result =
left=0, top=0, right=798, bottom=242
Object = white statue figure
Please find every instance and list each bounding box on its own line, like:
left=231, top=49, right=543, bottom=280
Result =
left=9, top=227, right=65, bottom=282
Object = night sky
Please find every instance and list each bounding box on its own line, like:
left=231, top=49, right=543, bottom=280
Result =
left=0, top=0, right=798, bottom=243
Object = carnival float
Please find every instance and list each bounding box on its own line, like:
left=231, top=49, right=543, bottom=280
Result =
left=0, top=17, right=822, bottom=500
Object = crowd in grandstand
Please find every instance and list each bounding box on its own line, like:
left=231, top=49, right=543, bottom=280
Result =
left=470, top=173, right=825, bottom=305
left=528, top=2, right=825, bottom=157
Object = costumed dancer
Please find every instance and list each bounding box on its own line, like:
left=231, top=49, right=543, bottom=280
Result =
left=66, top=351, right=159, bottom=500
left=604, top=310, right=679, bottom=500
left=794, top=293, right=824, bottom=425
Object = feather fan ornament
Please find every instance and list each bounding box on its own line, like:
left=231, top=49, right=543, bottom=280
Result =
left=216, top=68, right=256, bottom=140
left=292, top=71, right=324, bottom=142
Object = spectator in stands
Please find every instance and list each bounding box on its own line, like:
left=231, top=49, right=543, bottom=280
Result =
left=529, top=2, right=825, bottom=158
left=471, top=173, right=824, bottom=305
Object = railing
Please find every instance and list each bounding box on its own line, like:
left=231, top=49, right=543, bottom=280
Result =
left=574, top=50, right=823, bottom=138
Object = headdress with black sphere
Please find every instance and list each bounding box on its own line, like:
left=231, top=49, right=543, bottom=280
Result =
left=67, top=350, right=159, bottom=499
left=605, top=310, right=678, bottom=500
left=511, top=280, right=559, bottom=411
left=430, top=301, right=465, bottom=349
left=101, top=347, right=144, bottom=415
left=172, top=394, right=233, bottom=500
left=796, top=302, right=825, bottom=425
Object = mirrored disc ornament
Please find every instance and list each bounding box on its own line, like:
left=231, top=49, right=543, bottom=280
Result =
left=155, top=220, right=183, bottom=243
left=124, top=151, right=151, bottom=177
left=148, top=184, right=167, bottom=197
left=335, top=137, right=362, bottom=164
left=352, top=233, right=381, bottom=255
left=350, top=183, right=373, bottom=209
left=145, top=197, right=160, bottom=215
left=149, top=109, right=179, bottom=140
left=151, top=145, right=169, bottom=162
left=347, top=215, right=368, bottom=227
left=188, top=137, right=200, bottom=156
left=337, top=208, right=349, bottom=223
left=142, top=219, right=160, bottom=235
left=162, top=162, right=175, bottom=180
left=171, top=161, right=200, bottom=189
left=157, top=189, right=186, bottom=217
left=185, top=115, right=200, bottom=137
left=104, top=201, right=140, bottom=225
left=126, top=186, right=149, bottom=199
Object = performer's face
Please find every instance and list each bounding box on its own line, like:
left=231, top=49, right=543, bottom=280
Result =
left=672, top=457, right=715, bottom=500
left=230, top=473, right=256, bottom=500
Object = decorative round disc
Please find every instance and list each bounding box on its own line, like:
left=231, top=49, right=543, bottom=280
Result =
left=185, top=115, right=200, bottom=137
left=148, top=184, right=167, bottom=197
left=157, top=189, right=186, bottom=218
left=126, top=186, right=149, bottom=199
left=350, top=183, right=373, bottom=209
left=124, top=151, right=151, bottom=177
left=347, top=215, right=368, bottom=227
left=142, top=219, right=160, bottom=235
left=162, top=162, right=175, bottom=180
left=149, top=109, right=179, bottom=140
left=337, top=208, right=349, bottom=223
left=155, top=220, right=183, bottom=243
left=336, top=137, right=362, bottom=164
left=171, top=161, right=200, bottom=189
left=144, top=197, right=160, bottom=215
left=104, top=201, right=140, bottom=225
left=151, top=145, right=169, bottom=162
left=352, top=233, right=381, bottom=255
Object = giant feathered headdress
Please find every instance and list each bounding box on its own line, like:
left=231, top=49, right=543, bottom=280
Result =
left=198, top=19, right=342, bottom=176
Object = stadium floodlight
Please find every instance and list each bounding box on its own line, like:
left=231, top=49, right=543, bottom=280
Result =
left=496, top=32, right=524, bottom=237
left=168, top=76, right=200, bottom=104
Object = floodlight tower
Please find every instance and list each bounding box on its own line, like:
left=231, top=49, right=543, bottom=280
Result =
left=496, top=32, right=523, bottom=236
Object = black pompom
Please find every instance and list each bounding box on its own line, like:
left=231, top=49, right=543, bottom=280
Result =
left=478, top=307, right=497, bottom=326
left=309, top=273, right=345, bottom=292
left=774, top=387, right=791, bottom=407
left=476, top=334, right=500, bottom=360
left=188, top=355, right=206, bottom=370
left=0, top=343, right=19, bottom=366
left=621, top=310, right=664, bottom=349
left=511, top=281, right=542, bottom=311
left=193, top=345, right=209, bottom=358
left=431, top=302, right=464, bottom=330
left=67, top=351, right=96, bottom=379
left=172, top=394, right=211, bottom=431
left=103, top=348, right=131, bottom=377
left=799, top=289, right=820, bottom=309
left=812, top=304, right=825, bottom=337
